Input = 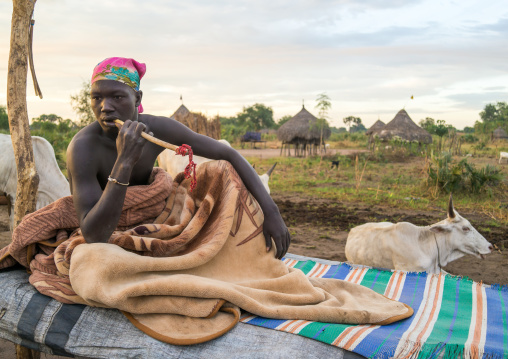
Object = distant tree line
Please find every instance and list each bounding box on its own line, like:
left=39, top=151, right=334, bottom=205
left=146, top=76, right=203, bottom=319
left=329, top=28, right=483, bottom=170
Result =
left=474, top=101, right=508, bottom=135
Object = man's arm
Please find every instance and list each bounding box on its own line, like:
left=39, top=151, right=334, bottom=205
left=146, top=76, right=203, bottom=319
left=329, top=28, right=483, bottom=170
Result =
left=67, top=121, right=148, bottom=243
left=149, top=116, right=290, bottom=258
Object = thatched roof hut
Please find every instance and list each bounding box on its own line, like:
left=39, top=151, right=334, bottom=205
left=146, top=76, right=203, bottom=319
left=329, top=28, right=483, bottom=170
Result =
left=169, top=104, right=221, bottom=139
left=493, top=127, right=508, bottom=140
left=170, top=104, right=190, bottom=120
left=366, top=119, right=385, bottom=136
left=377, top=109, right=432, bottom=144
left=277, top=106, right=331, bottom=143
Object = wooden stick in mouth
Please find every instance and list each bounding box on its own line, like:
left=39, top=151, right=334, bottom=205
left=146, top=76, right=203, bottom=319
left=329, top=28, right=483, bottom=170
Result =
left=113, top=119, right=178, bottom=152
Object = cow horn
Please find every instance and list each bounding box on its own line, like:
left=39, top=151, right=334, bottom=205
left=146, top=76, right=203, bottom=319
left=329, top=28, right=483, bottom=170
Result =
left=267, top=162, right=277, bottom=176
left=448, top=193, right=455, bottom=219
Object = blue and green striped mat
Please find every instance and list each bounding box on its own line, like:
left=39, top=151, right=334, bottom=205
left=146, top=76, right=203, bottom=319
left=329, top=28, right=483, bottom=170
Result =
left=241, top=255, right=508, bottom=359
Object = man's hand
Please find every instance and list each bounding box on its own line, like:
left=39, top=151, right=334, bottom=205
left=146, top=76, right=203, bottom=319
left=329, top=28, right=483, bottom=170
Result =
left=116, top=120, right=149, bottom=166
left=263, top=207, right=291, bottom=259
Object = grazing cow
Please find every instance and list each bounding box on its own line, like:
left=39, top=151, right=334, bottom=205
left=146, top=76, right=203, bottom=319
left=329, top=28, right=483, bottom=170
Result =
left=345, top=195, right=492, bottom=274
left=0, top=134, right=71, bottom=230
left=330, top=160, right=340, bottom=169
left=499, top=152, right=508, bottom=164
left=157, top=140, right=276, bottom=194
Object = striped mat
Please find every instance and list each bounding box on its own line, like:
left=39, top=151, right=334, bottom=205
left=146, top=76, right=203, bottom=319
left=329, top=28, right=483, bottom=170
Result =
left=241, top=256, right=508, bottom=359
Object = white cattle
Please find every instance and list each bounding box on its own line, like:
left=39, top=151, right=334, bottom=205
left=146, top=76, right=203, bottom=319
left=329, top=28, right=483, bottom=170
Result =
left=157, top=139, right=276, bottom=194
left=345, top=195, right=492, bottom=274
left=499, top=151, right=508, bottom=164
left=0, top=134, right=71, bottom=230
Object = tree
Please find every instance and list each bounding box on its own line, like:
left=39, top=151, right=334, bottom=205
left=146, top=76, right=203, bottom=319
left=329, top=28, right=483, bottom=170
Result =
left=463, top=126, right=474, bottom=133
left=434, top=120, right=449, bottom=152
left=419, top=117, right=436, bottom=133
left=32, top=113, right=63, bottom=123
left=219, top=116, right=244, bottom=143
left=70, top=80, right=95, bottom=127
left=0, top=105, right=8, bottom=130
left=315, top=93, right=331, bottom=120
left=350, top=122, right=366, bottom=133
left=331, top=126, right=347, bottom=134
left=315, top=93, right=332, bottom=154
left=236, top=103, right=275, bottom=131
left=479, top=102, right=508, bottom=123
left=475, top=101, right=508, bottom=135
left=343, top=116, right=361, bottom=133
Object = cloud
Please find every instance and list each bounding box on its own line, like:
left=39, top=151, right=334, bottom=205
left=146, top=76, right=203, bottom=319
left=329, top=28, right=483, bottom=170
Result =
left=1, top=0, right=507, bottom=130
left=446, top=91, right=508, bottom=109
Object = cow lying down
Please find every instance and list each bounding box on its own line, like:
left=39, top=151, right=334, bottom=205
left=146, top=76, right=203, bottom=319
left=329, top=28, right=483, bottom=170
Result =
left=345, top=195, right=493, bottom=274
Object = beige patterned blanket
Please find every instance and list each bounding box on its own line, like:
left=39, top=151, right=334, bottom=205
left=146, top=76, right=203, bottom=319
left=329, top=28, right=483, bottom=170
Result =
left=0, top=161, right=412, bottom=344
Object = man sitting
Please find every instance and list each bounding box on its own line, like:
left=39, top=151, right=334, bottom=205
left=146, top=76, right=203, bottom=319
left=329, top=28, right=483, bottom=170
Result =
left=66, top=57, right=290, bottom=258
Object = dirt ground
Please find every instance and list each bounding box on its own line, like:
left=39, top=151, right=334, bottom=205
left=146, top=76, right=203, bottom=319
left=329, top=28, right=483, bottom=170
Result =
left=237, top=148, right=369, bottom=159
left=272, top=192, right=508, bottom=286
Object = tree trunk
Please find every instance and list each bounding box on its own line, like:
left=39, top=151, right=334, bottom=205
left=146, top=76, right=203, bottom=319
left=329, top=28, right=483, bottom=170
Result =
left=8, top=1, right=41, bottom=358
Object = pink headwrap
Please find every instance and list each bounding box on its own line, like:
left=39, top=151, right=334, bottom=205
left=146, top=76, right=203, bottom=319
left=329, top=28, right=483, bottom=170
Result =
left=91, top=57, right=146, bottom=113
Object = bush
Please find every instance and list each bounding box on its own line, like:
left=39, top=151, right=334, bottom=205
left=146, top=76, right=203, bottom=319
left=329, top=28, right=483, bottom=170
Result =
left=0, top=106, right=8, bottom=130
left=30, top=119, right=79, bottom=169
left=328, top=132, right=367, bottom=145
left=426, top=153, right=502, bottom=194
left=463, top=134, right=478, bottom=143
left=474, top=141, right=487, bottom=150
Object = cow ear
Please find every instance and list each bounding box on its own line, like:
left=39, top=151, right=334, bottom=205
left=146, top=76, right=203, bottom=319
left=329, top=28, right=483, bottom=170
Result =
left=430, top=225, right=451, bottom=233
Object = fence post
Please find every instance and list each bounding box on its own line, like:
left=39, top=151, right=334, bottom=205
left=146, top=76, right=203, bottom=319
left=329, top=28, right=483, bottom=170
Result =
left=7, top=0, right=41, bottom=358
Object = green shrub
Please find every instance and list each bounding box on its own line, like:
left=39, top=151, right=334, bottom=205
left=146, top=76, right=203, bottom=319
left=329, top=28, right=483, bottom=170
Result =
left=30, top=119, right=79, bottom=169
left=463, top=134, right=478, bottom=143
left=474, top=141, right=487, bottom=150
left=0, top=106, right=8, bottom=130
left=426, top=153, right=502, bottom=194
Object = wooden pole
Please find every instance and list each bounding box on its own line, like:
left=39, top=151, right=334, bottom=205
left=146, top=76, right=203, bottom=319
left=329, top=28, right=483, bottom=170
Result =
left=7, top=0, right=40, bottom=358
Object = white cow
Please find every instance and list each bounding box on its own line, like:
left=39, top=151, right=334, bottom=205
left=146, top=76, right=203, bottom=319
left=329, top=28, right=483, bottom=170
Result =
left=345, top=195, right=492, bottom=274
left=0, top=134, right=71, bottom=230
left=157, top=139, right=277, bottom=194
left=499, top=151, right=508, bottom=164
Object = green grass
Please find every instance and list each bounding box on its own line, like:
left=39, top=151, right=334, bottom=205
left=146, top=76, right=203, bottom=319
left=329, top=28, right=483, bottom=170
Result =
left=249, top=152, right=508, bottom=225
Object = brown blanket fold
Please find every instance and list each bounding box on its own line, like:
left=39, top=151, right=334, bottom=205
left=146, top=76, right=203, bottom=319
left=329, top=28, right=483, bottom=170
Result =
left=0, top=161, right=413, bottom=345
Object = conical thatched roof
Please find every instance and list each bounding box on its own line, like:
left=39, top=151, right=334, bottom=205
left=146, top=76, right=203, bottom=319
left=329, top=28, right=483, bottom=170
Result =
left=377, top=109, right=432, bottom=144
left=277, top=106, right=331, bottom=142
left=493, top=127, right=508, bottom=139
left=366, top=119, right=385, bottom=136
left=170, top=104, right=190, bottom=120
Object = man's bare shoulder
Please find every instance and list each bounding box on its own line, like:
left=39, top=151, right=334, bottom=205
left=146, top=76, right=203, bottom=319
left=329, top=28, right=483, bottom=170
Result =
left=67, top=123, right=103, bottom=162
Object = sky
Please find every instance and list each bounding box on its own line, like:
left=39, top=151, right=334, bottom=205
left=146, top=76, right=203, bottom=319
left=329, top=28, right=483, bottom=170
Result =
left=1, top=0, right=507, bottom=130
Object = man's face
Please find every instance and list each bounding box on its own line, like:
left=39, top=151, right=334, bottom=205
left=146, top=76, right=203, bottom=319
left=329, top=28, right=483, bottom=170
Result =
left=90, top=80, right=142, bottom=132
